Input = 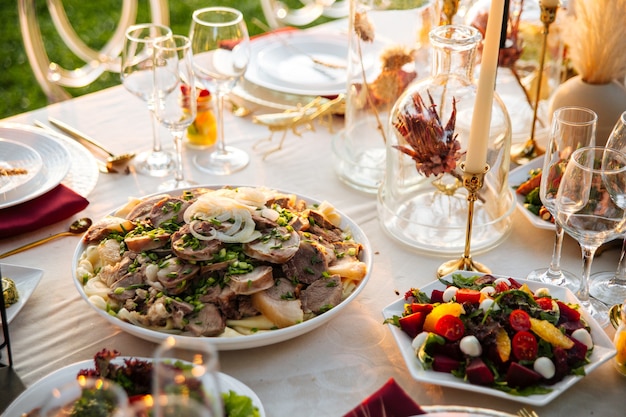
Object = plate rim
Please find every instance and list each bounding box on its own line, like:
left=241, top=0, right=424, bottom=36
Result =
left=420, top=405, right=517, bottom=417
left=2, top=356, right=265, bottom=416
left=381, top=271, right=617, bottom=406
left=0, top=137, right=44, bottom=195
left=0, top=262, right=44, bottom=324
left=72, top=185, right=373, bottom=350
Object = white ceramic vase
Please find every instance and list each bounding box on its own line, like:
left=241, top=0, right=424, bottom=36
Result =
left=548, top=75, right=626, bottom=145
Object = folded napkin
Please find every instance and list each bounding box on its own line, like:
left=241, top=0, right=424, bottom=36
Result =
left=343, top=378, right=425, bottom=417
left=0, top=184, right=89, bottom=239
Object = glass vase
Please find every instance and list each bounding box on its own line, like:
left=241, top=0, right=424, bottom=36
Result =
left=377, top=24, right=514, bottom=255
left=332, top=0, right=439, bottom=193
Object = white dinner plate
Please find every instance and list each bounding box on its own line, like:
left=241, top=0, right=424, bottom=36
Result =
left=382, top=271, right=617, bottom=406
left=0, top=138, right=43, bottom=195
left=245, top=30, right=379, bottom=97
left=420, top=406, right=516, bottom=417
left=72, top=186, right=372, bottom=350
left=0, top=124, right=70, bottom=209
left=3, top=357, right=265, bottom=416
left=509, top=156, right=554, bottom=231
left=0, top=263, right=44, bottom=324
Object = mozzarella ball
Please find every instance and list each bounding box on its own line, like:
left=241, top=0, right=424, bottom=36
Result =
left=494, top=277, right=511, bottom=286
left=479, top=298, right=500, bottom=313
left=442, top=286, right=459, bottom=302
left=480, top=286, right=496, bottom=296
left=572, top=328, right=593, bottom=350
left=460, top=335, right=482, bottom=357
left=534, top=357, right=556, bottom=379
left=411, top=331, right=429, bottom=351
left=534, top=287, right=551, bottom=297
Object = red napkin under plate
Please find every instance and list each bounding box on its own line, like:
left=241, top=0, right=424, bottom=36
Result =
left=0, top=184, right=89, bottom=239
left=343, top=378, right=425, bottom=417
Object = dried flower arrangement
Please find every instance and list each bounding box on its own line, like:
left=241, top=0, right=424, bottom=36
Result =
left=561, top=0, right=626, bottom=84
left=392, top=91, right=464, bottom=178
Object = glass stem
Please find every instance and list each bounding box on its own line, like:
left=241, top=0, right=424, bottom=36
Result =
left=546, top=222, right=565, bottom=280
left=613, top=236, right=626, bottom=283
left=577, top=245, right=598, bottom=304
left=216, top=92, right=226, bottom=155
left=150, top=110, right=163, bottom=153
left=172, top=131, right=184, bottom=183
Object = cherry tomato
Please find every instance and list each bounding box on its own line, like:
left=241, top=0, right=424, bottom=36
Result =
left=494, top=281, right=510, bottom=293
left=455, top=288, right=482, bottom=304
left=434, top=314, right=465, bottom=341
left=512, top=331, right=538, bottom=361
left=535, top=297, right=554, bottom=311
left=509, top=309, right=531, bottom=332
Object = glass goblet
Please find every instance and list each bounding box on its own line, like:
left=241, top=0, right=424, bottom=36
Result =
left=526, top=106, right=597, bottom=291
left=591, top=110, right=626, bottom=305
left=189, top=6, right=251, bottom=175
left=153, top=336, right=223, bottom=417
left=153, top=35, right=197, bottom=192
left=122, top=23, right=175, bottom=177
left=555, top=146, right=626, bottom=327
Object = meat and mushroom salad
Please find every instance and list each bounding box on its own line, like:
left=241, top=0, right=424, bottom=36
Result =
left=75, top=186, right=368, bottom=338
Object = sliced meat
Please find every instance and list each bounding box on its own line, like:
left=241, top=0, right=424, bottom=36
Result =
left=149, top=197, right=191, bottom=228
left=83, top=216, right=136, bottom=244
left=125, top=229, right=171, bottom=252
left=300, top=275, right=343, bottom=314
left=125, top=195, right=171, bottom=221
left=216, top=286, right=259, bottom=320
left=265, top=277, right=299, bottom=300
left=168, top=298, right=195, bottom=329
left=282, top=239, right=331, bottom=284
left=251, top=213, right=278, bottom=230
left=227, top=266, right=274, bottom=295
left=304, top=209, right=345, bottom=243
left=171, top=223, right=223, bottom=261
left=186, top=303, right=226, bottom=336
left=243, top=227, right=300, bottom=264
left=156, top=257, right=200, bottom=295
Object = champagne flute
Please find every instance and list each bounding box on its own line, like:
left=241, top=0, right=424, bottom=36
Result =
left=122, top=23, right=175, bottom=177
left=153, top=336, right=223, bottom=417
left=590, top=110, right=626, bottom=305
left=526, top=107, right=597, bottom=290
left=153, top=35, right=197, bottom=192
left=555, top=146, right=626, bottom=327
left=189, top=7, right=251, bottom=175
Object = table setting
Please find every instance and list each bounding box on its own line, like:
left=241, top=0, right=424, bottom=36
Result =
left=2, top=0, right=626, bottom=416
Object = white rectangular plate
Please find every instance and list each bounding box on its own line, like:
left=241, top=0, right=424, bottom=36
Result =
left=381, top=271, right=617, bottom=406
left=1, top=263, right=44, bottom=324
left=509, top=156, right=554, bottom=231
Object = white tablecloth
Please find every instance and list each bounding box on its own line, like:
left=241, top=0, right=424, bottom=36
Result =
left=1, top=85, right=624, bottom=416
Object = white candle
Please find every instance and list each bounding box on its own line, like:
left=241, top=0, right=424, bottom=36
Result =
left=540, top=0, right=560, bottom=7
left=465, top=0, right=506, bottom=174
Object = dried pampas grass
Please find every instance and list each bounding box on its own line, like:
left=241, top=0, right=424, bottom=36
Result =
left=562, top=0, right=626, bottom=84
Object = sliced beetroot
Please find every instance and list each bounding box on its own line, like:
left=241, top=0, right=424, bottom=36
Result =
left=399, top=311, right=426, bottom=338
left=506, top=361, right=542, bottom=388
left=559, top=319, right=585, bottom=335
left=432, top=354, right=462, bottom=373
left=466, top=358, right=494, bottom=385
left=430, top=289, right=444, bottom=303
left=566, top=336, right=588, bottom=366
left=556, top=300, right=581, bottom=322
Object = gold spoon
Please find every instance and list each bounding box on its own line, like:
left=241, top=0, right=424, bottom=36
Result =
left=610, top=303, right=622, bottom=330
left=47, top=117, right=135, bottom=174
left=0, top=218, right=92, bottom=259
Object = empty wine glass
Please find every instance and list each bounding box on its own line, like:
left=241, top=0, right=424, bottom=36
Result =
left=591, top=110, right=626, bottom=305
left=189, top=7, right=251, bottom=175
left=555, top=146, right=626, bottom=327
left=153, top=336, right=223, bottom=417
left=122, top=23, right=175, bottom=177
left=153, top=35, right=197, bottom=192
left=526, top=107, right=597, bottom=290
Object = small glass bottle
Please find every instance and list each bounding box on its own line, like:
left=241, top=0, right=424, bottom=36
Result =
left=185, top=88, right=217, bottom=148
left=614, top=302, right=626, bottom=375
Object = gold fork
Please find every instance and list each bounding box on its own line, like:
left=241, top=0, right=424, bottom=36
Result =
left=517, top=408, right=539, bottom=417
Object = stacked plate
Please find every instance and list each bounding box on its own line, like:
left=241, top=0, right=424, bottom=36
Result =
left=0, top=123, right=99, bottom=209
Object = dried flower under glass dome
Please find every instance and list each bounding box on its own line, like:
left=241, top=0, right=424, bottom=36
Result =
left=392, top=91, right=463, bottom=178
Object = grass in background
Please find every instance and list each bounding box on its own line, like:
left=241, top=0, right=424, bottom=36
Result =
left=0, top=0, right=267, bottom=120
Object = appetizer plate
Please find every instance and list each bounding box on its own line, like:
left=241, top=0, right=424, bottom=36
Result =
left=72, top=186, right=372, bottom=350
left=0, top=263, right=44, bottom=324
left=382, top=271, right=617, bottom=406
left=0, top=138, right=43, bottom=195
left=0, top=124, right=70, bottom=209
left=508, top=156, right=554, bottom=231
left=3, top=357, right=265, bottom=416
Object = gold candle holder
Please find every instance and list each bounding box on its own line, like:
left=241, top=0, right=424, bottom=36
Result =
left=437, top=163, right=492, bottom=278
left=440, top=0, right=460, bottom=25
left=510, top=3, right=559, bottom=165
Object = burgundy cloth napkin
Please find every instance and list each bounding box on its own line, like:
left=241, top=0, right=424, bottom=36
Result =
left=343, top=378, right=426, bottom=417
left=0, top=184, right=89, bottom=239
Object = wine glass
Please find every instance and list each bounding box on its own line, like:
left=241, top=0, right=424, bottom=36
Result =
left=153, top=35, right=197, bottom=192
left=189, top=7, right=251, bottom=175
left=590, top=110, right=626, bottom=305
left=555, top=146, right=626, bottom=327
left=526, top=107, right=597, bottom=290
left=153, top=336, right=223, bottom=417
left=122, top=23, right=175, bottom=177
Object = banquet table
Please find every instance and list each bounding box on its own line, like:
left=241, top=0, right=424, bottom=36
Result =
left=1, top=84, right=625, bottom=417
